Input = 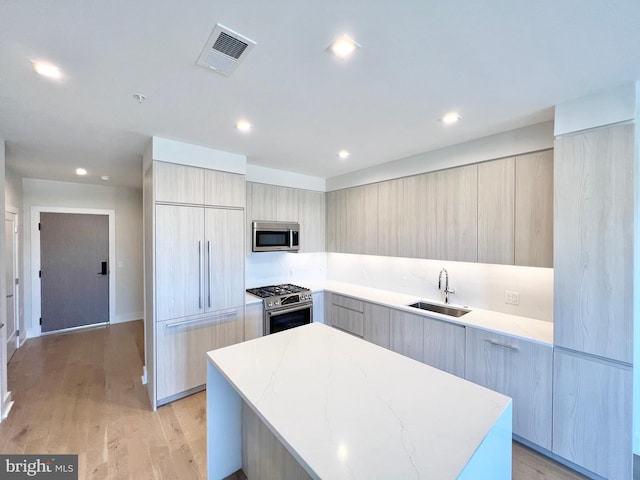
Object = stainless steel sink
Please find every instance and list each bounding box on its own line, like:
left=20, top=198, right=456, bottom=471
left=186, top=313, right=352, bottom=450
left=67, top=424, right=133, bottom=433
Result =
left=407, top=301, right=470, bottom=318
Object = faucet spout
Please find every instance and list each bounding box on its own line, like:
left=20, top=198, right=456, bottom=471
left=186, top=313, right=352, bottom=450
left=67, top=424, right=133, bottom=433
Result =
left=438, top=268, right=455, bottom=304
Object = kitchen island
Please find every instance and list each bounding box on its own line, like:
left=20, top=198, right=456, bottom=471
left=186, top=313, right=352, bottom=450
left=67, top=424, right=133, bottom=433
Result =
left=207, top=323, right=512, bottom=479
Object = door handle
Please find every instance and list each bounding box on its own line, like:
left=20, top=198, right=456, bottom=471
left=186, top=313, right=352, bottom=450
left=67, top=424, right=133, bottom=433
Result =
left=97, top=261, right=108, bottom=275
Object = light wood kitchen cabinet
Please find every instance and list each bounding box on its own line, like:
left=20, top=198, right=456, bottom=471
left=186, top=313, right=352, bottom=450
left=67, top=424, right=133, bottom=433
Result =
left=328, top=293, right=364, bottom=337
left=389, top=310, right=423, bottom=362
left=465, top=327, right=552, bottom=450
left=247, top=182, right=278, bottom=223
left=156, top=308, right=244, bottom=401
left=515, top=150, right=553, bottom=267
left=345, top=184, right=378, bottom=255
left=154, top=161, right=204, bottom=204
left=204, top=169, right=245, bottom=208
left=552, top=349, right=632, bottom=480
left=362, top=303, right=390, bottom=348
left=477, top=158, right=515, bottom=265
left=326, top=189, right=347, bottom=252
left=244, top=302, right=263, bottom=341
left=298, top=189, right=325, bottom=253
left=435, top=165, right=478, bottom=262
left=155, top=205, right=244, bottom=321
left=404, top=173, right=438, bottom=259
left=554, top=124, right=633, bottom=363
left=422, top=316, right=465, bottom=377
left=377, top=178, right=404, bottom=257
left=154, top=161, right=245, bottom=207
left=145, top=159, right=246, bottom=410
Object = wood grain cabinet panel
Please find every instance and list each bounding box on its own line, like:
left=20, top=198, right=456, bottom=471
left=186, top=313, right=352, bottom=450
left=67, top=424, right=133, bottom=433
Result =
left=156, top=308, right=244, bottom=402
left=465, top=327, right=552, bottom=449
left=155, top=205, right=205, bottom=321
left=423, top=317, right=465, bottom=377
left=325, top=190, right=346, bottom=253
left=377, top=178, right=404, bottom=257
left=389, top=310, right=424, bottom=362
left=404, top=173, right=438, bottom=259
left=362, top=302, right=390, bottom=349
left=298, top=189, right=325, bottom=253
left=515, top=150, right=553, bottom=267
left=554, top=124, right=633, bottom=363
left=329, top=294, right=364, bottom=337
left=477, top=158, right=515, bottom=265
left=435, top=165, right=478, bottom=262
left=245, top=302, right=264, bottom=341
left=345, top=184, right=378, bottom=255
left=154, top=161, right=204, bottom=204
left=204, top=170, right=245, bottom=208
left=552, top=349, right=632, bottom=480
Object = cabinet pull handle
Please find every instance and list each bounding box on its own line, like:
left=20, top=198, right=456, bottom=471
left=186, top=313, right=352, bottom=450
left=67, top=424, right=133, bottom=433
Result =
left=198, top=241, right=203, bottom=309
left=208, top=240, right=212, bottom=308
left=165, top=311, right=238, bottom=329
left=487, top=339, right=519, bottom=351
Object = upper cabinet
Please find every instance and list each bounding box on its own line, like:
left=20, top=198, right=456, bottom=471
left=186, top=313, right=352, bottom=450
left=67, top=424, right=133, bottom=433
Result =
left=515, top=150, right=553, bottom=267
left=246, top=182, right=325, bottom=253
left=326, top=150, right=553, bottom=267
left=154, top=161, right=245, bottom=207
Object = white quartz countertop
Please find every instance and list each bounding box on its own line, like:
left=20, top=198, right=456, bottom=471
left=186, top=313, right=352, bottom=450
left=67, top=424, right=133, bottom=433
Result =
left=305, top=281, right=553, bottom=345
left=208, top=322, right=511, bottom=479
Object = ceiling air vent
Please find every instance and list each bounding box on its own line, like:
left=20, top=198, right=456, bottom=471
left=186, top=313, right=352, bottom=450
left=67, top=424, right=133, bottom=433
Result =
left=196, top=24, right=256, bottom=76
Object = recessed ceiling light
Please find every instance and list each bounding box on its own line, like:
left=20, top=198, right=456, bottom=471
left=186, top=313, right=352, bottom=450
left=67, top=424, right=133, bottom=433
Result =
left=337, top=150, right=350, bottom=160
left=329, top=35, right=360, bottom=58
left=101, top=175, right=110, bottom=181
left=76, top=168, right=87, bottom=176
left=235, top=120, right=252, bottom=133
left=33, top=61, right=63, bottom=80
left=441, top=112, right=461, bottom=124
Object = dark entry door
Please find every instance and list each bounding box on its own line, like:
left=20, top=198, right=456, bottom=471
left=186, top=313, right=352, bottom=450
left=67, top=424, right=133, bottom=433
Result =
left=40, top=213, right=109, bottom=333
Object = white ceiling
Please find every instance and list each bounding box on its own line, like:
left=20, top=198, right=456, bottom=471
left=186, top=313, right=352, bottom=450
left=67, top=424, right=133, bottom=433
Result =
left=1, top=1, right=639, bottom=189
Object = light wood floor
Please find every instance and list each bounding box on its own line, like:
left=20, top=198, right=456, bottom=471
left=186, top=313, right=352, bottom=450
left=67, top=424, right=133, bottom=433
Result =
left=0, top=321, right=587, bottom=479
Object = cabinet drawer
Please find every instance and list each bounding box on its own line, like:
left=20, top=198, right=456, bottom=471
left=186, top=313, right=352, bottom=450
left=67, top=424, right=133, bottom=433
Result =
left=331, top=305, right=364, bottom=337
left=465, top=327, right=552, bottom=449
left=156, top=308, right=244, bottom=402
left=330, top=294, right=364, bottom=312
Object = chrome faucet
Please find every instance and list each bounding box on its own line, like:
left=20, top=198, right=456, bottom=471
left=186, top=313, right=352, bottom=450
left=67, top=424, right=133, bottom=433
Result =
left=438, top=268, right=455, bottom=304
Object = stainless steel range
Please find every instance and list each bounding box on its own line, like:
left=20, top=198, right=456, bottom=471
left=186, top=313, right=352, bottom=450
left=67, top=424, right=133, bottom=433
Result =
left=246, top=283, right=313, bottom=335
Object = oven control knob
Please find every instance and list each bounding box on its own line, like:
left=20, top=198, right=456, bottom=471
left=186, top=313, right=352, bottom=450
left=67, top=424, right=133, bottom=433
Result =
left=275, top=301, right=280, bottom=305
left=267, top=301, right=273, bottom=307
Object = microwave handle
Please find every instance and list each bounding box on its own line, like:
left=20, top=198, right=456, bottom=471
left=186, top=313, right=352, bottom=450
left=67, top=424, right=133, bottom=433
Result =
left=289, top=229, right=293, bottom=248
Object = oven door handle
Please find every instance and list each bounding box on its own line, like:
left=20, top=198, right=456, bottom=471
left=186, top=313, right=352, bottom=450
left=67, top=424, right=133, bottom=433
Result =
left=266, top=303, right=313, bottom=317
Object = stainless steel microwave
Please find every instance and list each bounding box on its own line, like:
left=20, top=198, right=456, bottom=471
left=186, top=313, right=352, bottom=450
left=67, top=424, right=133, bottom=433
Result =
left=252, top=221, right=300, bottom=252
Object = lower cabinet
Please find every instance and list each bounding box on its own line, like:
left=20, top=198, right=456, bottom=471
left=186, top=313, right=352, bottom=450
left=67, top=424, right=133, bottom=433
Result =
left=552, top=349, right=632, bottom=480
left=156, top=307, right=244, bottom=403
left=465, top=327, right=552, bottom=450
left=390, top=309, right=465, bottom=376
left=363, top=303, right=390, bottom=349
left=244, top=302, right=263, bottom=341
left=327, top=293, right=364, bottom=337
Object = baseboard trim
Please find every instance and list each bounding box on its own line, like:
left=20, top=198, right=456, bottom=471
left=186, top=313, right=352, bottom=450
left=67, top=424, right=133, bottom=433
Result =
left=112, top=312, right=143, bottom=324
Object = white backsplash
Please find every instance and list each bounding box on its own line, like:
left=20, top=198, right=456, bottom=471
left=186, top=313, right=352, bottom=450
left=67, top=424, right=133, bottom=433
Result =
left=245, top=252, right=328, bottom=288
left=245, top=252, right=553, bottom=322
left=326, top=253, right=554, bottom=322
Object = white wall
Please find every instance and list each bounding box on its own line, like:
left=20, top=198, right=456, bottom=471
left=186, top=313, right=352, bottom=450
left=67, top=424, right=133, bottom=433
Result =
left=5, top=167, right=24, bottom=345
left=22, top=179, right=143, bottom=338
left=327, top=121, right=554, bottom=191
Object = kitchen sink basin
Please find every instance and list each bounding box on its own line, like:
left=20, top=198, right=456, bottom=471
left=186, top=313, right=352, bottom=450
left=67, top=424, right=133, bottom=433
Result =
left=407, top=301, right=470, bottom=318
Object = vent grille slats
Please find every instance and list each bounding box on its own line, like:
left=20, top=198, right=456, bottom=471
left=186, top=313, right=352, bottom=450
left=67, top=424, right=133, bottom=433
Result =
left=212, top=32, right=249, bottom=59
left=197, top=24, right=256, bottom=76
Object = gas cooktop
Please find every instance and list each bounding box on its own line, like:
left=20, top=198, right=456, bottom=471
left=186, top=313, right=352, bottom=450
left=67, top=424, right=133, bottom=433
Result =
left=246, top=283, right=310, bottom=298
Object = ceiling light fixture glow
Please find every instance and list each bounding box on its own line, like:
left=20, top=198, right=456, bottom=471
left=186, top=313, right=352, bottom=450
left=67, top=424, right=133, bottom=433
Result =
left=101, top=175, right=110, bottom=181
left=75, top=168, right=87, bottom=176
left=441, top=112, right=461, bottom=124
left=33, top=61, right=63, bottom=80
left=337, top=150, right=350, bottom=160
left=329, top=35, right=360, bottom=58
left=235, top=120, right=252, bottom=132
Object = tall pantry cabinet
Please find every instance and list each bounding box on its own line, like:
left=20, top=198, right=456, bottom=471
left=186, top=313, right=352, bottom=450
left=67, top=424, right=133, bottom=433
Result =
left=144, top=160, right=245, bottom=409
left=553, top=123, right=633, bottom=479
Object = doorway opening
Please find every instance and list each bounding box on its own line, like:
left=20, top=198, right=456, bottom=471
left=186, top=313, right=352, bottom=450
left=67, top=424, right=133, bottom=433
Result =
left=5, top=209, right=18, bottom=360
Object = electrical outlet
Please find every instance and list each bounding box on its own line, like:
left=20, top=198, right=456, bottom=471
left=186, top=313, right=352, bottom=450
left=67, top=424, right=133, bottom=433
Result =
left=504, top=290, right=520, bottom=305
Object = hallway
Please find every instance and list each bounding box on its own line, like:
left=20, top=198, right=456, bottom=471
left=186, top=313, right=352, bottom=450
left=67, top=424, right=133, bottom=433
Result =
left=0, top=321, right=207, bottom=479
